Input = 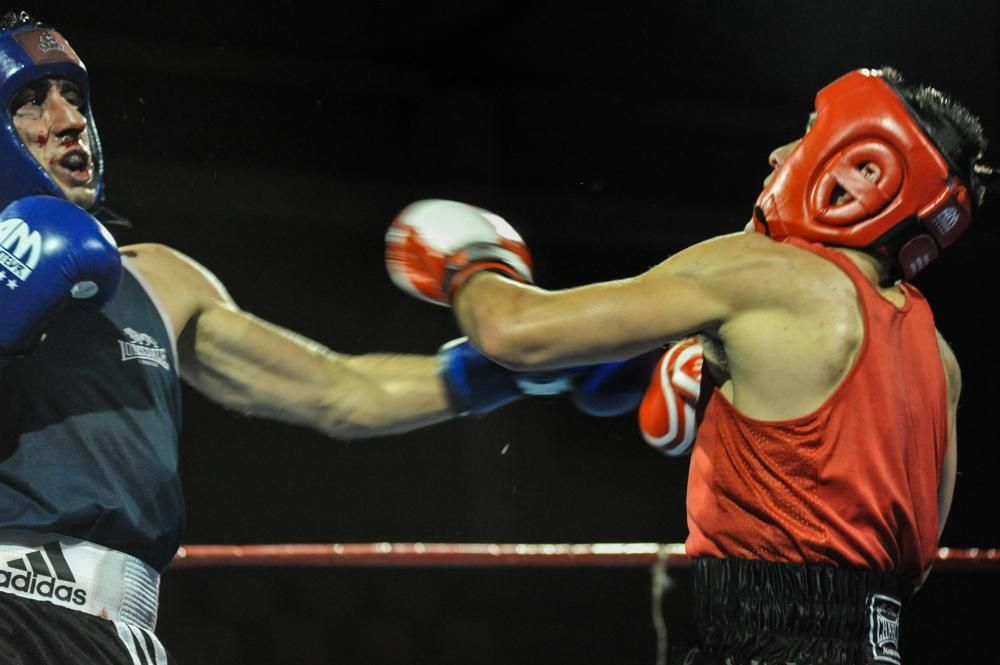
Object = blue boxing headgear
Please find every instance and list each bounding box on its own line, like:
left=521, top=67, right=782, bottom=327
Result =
left=0, top=13, right=104, bottom=210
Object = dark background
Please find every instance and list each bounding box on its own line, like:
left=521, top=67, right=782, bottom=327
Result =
left=27, top=1, right=1000, bottom=663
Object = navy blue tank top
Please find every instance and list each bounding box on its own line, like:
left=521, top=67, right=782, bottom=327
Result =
left=0, top=258, right=183, bottom=572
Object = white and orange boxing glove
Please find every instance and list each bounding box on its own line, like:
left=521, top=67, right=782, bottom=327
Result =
left=638, top=338, right=708, bottom=456
left=386, top=199, right=533, bottom=306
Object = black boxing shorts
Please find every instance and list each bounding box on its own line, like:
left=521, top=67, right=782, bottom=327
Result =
left=677, top=557, right=912, bottom=665
left=0, top=592, right=176, bottom=665
left=0, top=530, right=174, bottom=664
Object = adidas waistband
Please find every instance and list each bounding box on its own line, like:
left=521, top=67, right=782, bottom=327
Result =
left=0, top=530, right=159, bottom=630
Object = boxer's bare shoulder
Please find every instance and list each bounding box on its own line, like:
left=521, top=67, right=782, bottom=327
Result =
left=120, top=243, right=234, bottom=339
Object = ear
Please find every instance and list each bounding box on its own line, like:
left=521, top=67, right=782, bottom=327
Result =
left=810, top=140, right=903, bottom=224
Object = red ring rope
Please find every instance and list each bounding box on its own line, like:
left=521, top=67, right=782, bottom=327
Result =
left=169, top=543, right=1000, bottom=571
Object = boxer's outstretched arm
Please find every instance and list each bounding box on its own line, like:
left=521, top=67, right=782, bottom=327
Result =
left=124, top=243, right=452, bottom=439
left=182, top=307, right=453, bottom=438
left=452, top=232, right=763, bottom=370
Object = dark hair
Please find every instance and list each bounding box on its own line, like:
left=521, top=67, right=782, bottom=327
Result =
left=0, top=10, right=39, bottom=31
left=880, top=66, right=995, bottom=209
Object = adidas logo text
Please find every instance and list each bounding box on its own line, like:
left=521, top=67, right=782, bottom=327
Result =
left=1, top=541, right=87, bottom=606
left=0, top=569, right=86, bottom=605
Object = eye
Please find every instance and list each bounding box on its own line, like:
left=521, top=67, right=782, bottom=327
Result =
left=10, top=85, right=46, bottom=115
left=59, top=83, right=86, bottom=110
left=63, top=91, right=85, bottom=110
left=804, top=112, right=818, bottom=133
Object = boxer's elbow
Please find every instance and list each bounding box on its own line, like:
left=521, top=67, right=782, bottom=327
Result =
left=467, top=304, right=554, bottom=370
left=458, top=276, right=559, bottom=369
left=472, top=321, right=529, bottom=369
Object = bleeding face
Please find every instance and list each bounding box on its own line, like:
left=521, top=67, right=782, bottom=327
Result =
left=10, top=77, right=97, bottom=208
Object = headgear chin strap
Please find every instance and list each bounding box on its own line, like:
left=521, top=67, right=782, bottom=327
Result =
left=0, top=20, right=105, bottom=211
left=752, top=69, right=973, bottom=280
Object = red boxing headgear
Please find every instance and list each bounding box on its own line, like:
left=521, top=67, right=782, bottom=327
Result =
left=753, top=69, right=973, bottom=280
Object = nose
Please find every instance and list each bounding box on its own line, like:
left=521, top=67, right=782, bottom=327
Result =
left=768, top=139, right=801, bottom=169
left=47, top=91, right=87, bottom=137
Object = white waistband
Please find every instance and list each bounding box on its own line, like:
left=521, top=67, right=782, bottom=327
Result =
left=0, top=530, right=160, bottom=630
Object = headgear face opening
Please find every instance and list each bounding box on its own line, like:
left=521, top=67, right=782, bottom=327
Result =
left=752, top=69, right=973, bottom=280
left=0, top=19, right=105, bottom=210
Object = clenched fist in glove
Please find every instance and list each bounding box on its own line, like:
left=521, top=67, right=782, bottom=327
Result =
left=386, top=199, right=533, bottom=306
left=438, top=337, right=659, bottom=418
left=638, top=338, right=710, bottom=456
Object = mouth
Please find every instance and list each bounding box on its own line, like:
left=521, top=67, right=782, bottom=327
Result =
left=55, top=148, right=93, bottom=183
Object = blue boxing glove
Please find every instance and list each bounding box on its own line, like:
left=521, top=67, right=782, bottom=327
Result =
left=438, top=337, right=659, bottom=417
left=0, top=196, right=121, bottom=355
left=570, top=349, right=661, bottom=417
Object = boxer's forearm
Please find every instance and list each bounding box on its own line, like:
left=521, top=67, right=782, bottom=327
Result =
left=180, top=305, right=453, bottom=439
left=328, top=353, right=454, bottom=437
left=454, top=272, right=666, bottom=371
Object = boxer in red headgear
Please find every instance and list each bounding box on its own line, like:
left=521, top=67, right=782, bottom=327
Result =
left=753, top=68, right=981, bottom=280
left=387, top=67, right=995, bottom=664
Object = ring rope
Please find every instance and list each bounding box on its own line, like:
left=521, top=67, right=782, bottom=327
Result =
left=170, top=543, right=996, bottom=665
left=169, top=543, right=1000, bottom=571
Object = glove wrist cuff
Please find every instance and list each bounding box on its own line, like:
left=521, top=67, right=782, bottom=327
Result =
left=447, top=262, right=530, bottom=304
left=437, top=338, right=523, bottom=416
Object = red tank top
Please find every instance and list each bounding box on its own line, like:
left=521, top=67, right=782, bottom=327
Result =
left=685, top=238, right=948, bottom=583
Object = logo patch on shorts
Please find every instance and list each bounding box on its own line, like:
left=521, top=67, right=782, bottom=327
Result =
left=867, top=593, right=902, bottom=664
left=118, top=327, right=170, bottom=370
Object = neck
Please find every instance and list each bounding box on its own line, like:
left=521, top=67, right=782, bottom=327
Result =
left=833, top=247, right=897, bottom=286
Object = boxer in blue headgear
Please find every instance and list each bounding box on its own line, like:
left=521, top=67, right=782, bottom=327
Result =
left=0, top=11, right=660, bottom=664
left=0, top=10, right=104, bottom=209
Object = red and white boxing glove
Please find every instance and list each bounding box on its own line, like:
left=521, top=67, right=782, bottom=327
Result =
left=638, top=338, right=707, bottom=456
left=386, top=199, right=533, bottom=306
